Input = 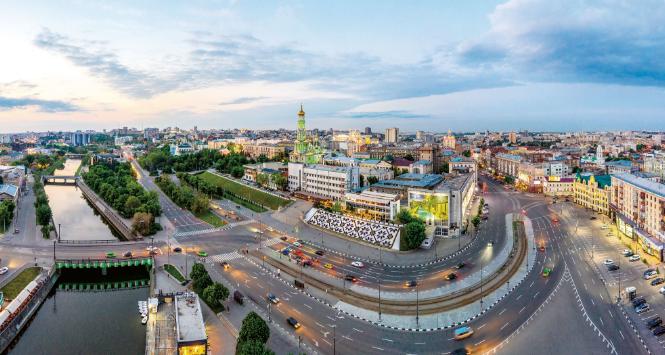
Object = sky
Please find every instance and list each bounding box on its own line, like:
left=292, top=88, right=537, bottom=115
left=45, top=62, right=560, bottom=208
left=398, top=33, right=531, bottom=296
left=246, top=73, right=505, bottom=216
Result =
left=1, top=0, right=665, bottom=133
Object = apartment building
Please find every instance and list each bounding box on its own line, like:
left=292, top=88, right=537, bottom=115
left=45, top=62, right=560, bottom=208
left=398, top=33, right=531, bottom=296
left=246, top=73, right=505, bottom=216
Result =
left=643, top=151, right=665, bottom=180
left=610, top=173, right=665, bottom=261
left=494, top=153, right=522, bottom=177
left=241, top=143, right=286, bottom=159
left=573, top=174, right=611, bottom=215
left=288, top=163, right=360, bottom=200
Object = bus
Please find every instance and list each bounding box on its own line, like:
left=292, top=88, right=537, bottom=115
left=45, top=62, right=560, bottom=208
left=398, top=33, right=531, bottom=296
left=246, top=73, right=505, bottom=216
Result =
left=454, top=326, right=474, bottom=340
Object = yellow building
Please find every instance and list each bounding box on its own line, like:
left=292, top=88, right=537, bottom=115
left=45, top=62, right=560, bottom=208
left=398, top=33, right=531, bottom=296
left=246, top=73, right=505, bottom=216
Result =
left=573, top=173, right=611, bottom=215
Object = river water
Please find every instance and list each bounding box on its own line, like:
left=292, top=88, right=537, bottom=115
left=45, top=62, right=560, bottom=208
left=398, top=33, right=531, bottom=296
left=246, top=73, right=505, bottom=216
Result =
left=44, top=159, right=118, bottom=241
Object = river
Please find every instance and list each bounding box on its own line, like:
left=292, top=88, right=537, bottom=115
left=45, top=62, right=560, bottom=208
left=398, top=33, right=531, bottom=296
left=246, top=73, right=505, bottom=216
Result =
left=44, top=159, right=118, bottom=241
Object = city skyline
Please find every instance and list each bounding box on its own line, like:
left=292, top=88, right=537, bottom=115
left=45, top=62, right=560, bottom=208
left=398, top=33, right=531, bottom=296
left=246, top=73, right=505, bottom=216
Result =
left=2, top=0, right=665, bottom=132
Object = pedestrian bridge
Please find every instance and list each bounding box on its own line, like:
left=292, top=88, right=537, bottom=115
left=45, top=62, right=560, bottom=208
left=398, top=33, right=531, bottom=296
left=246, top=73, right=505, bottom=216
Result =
left=42, top=175, right=79, bottom=185
left=55, top=257, right=153, bottom=269
left=57, top=278, right=149, bottom=292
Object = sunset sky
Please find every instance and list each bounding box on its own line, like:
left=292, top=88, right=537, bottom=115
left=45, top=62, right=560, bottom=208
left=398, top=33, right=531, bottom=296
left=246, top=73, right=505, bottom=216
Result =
left=2, top=0, right=665, bottom=132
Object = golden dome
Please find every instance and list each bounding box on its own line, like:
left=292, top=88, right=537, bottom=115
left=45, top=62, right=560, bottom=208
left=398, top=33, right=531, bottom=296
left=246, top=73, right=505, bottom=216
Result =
left=298, top=104, right=305, bottom=116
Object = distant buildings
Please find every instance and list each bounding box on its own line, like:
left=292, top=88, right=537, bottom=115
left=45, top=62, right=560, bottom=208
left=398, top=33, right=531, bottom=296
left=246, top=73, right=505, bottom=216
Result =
left=384, top=127, right=399, bottom=144
left=70, top=131, right=91, bottom=146
left=442, top=129, right=456, bottom=149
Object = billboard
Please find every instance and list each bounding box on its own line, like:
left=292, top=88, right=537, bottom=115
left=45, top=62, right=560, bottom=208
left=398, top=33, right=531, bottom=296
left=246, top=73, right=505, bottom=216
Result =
left=408, top=191, right=449, bottom=221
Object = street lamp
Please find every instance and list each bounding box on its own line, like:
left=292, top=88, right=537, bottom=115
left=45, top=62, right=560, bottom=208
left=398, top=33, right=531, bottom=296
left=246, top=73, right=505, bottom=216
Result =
left=416, top=279, right=420, bottom=328
left=58, top=223, right=61, bottom=242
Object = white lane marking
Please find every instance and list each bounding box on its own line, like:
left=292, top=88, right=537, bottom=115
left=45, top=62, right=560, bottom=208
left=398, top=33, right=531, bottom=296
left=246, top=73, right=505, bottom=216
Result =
left=342, top=335, right=353, bottom=341
left=500, top=322, right=510, bottom=331
left=475, top=340, right=486, bottom=346
left=533, top=291, right=540, bottom=299
left=499, top=309, right=506, bottom=315
left=478, top=323, right=487, bottom=330
left=516, top=294, right=523, bottom=300
left=352, top=328, right=364, bottom=333
left=316, top=322, right=325, bottom=328
left=519, top=306, right=526, bottom=314
left=415, top=342, right=426, bottom=345
left=372, top=346, right=384, bottom=351
left=382, top=338, right=394, bottom=342
left=304, top=304, right=313, bottom=310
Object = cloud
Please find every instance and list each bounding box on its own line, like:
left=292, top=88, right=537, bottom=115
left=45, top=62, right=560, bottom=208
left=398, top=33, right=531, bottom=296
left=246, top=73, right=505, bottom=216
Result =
left=341, top=110, right=429, bottom=119
left=0, top=96, right=80, bottom=112
left=450, top=0, right=665, bottom=86
left=33, top=28, right=167, bottom=98
left=219, top=96, right=267, bottom=106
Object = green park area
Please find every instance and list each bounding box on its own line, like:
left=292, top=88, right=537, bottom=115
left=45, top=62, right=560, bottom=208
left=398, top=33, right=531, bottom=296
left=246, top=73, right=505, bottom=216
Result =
left=1, top=267, right=42, bottom=300
left=198, top=171, right=290, bottom=210
left=164, top=264, right=186, bottom=283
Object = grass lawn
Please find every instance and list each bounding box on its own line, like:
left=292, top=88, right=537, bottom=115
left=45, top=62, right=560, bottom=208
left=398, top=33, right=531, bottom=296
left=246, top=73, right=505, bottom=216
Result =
left=1, top=267, right=42, bottom=300
left=164, top=264, right=186, bottom=282
left=199, top=171, right=290, bottom=210
left=196, top=209, right=227, bottom=227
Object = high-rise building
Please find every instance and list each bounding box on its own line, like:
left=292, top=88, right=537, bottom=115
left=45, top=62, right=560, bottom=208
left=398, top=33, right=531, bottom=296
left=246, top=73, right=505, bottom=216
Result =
left=364, top=127, right=372, bottom=135
left=509, top=131, right=518, bottom=144
left=385, top=127, right=399, bottom=143
left=70, top=131, right=90, bottom=146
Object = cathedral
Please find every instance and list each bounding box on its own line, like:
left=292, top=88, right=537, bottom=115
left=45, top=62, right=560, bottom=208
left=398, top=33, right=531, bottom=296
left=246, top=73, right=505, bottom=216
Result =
left=290, top=105, right=324, bottom=164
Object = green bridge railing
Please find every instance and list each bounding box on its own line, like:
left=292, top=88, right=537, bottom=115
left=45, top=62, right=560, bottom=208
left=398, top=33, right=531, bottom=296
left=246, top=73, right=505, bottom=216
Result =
left=57, top=279, right=150, bottom=292
left=55, top=258, right=153, bottom=269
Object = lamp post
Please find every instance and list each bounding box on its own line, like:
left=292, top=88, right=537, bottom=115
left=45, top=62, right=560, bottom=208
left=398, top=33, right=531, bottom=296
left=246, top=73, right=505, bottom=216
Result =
left=378, top=277, right=382, bottom=322
left=58, top=223, right=61, bottom=242
left=416, top=279, right=420, bottom=328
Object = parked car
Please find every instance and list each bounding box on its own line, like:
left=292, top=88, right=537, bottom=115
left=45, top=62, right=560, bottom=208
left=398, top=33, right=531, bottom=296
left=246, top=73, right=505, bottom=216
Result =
left=280, top=236, right=288, bottom=241
left=622, top=249, right=634, bottom=257
left=124, top=251, right=133, bottom=258
left=651, top=278, right=665, bottom=286
left=635, top=303, right=650, bottom=314
left=644, top=270, right=658, bottom=280
left=632, top=297, right=647, bottom=307
left=607, top=264, right=620, bottom=271
left=653, top=326, right=665, bottom=336
left=293, top=242, right=301, bottom=247
left=445, top=272, right=457, bottom=281
left=267, top=293, right=280, bottom=304
left=303, top=259, right=313, bottom=267
left=351, top=261, right=365, bottom=268
left=603, top=259, right=614, bottom=266
left=0, top=267, right=8, bottom=275
left=454, top=262, right=466, bottom=269
left=646, top=316, right=662, bottom=329
left=628, top=255, right=641, bottom=262
left=315, top=250, right=325, bottom=256
left=105, top=252, right=116, bottom=259
left=287, top=317, right=301, bottom=329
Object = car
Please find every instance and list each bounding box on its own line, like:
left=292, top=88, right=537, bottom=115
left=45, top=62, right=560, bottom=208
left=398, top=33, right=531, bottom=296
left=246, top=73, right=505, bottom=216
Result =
left=653, top=326, right=665, bottom=336
left=267, top=293, right=280, bottom=304
left=644, top=270, right=658, bottom=280
left=453, top=326, right=474, bottom=340
left=487, top=241, right=494, bottom=247
left=197, top=251, right=208, bottom=257
left=603, top=259, right=614, bottom=266
left=601, top=225, right=609, bottom=229
left=405, top=280, right=417, bottom=288
left=281, top=248, right=291, bottom=256
left=323, top=263, right=334, bottom=269
left=13, top=228, right=19, bottom=234
left=445, top=272, right=457, bottom=281
left=105, top=252, right=116, bottom=259
left=0, top=267, right=8, bottom=275
left=451, top=349, right=470, bottom=355
left=280, top=236, right=288, bottom=241
left=351, top=261, right=365, bottom=268
left=287, top=317, right=301, bottom=329
left=220, top=261, right=230, bottom=270
left=454, top=262, right=466, bottom=269
left=590, top=216, right=597, bottom=220
left=660, top=286, right=665, bottom=295
left=303, top=259, right=313, bottom=267
left=344, top=275, right=358, bottom=282
left=173, top=247, right=182, bottom=253
left=607, top=264, right=620, bottom=271
left=538, top=245, right=546, bottom=252
left=551, top=217, right=559, bottom=223
left=146, top=246, right=157, bottom=252
left=651, top=278, right=665, bottom=286
left=315, top=250, right=325, bottom=256
left=542, top=267, right=552, bottom=277
left=293, top=242, right=302, bottom=247
left=123, top=251, right=133, bottom=258
left=622, top=249, right=634, bottom=257
left=635, top=303, right=650, bottom=314
left=629, top=255, right=641, bottom=262
left=632, top=297, right=647, bottom=307
left=646, top=316, right=662, bottom=329
left=297, top=239, right=305, bottom=244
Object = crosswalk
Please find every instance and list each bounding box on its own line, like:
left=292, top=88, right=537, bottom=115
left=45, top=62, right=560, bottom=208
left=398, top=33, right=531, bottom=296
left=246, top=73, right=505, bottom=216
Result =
left=208, top=251, right=243, bottom=263
left=174, top=219, right=256, bottom=238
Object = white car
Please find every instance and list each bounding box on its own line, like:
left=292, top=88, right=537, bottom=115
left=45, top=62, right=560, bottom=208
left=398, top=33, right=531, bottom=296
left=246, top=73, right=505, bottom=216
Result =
left=293, top=242, right=301, bottom=247
left=603, top=259, right=614, bottom=266
left=660, top=286, right=665, bottom=295
left=351, top=261, right=365, bottom=268
left=628, top=255, right=640, bottom=262
left=0, top=267, right=8, bottom=275
left=621, top=249, right=632, bottom=256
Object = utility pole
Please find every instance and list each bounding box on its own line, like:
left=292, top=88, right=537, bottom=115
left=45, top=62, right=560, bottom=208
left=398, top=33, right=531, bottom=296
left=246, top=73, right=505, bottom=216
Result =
left=480, top=257, right=484, bottom=311
left=58, top=223, right=61, bottom=242
left=378, top=277, right=382, bottom=322
left=333, top=324, right=336, bottom=355
left=415, top=278, right=420, bottom=328
left=53, top=240, right=56, bottom=261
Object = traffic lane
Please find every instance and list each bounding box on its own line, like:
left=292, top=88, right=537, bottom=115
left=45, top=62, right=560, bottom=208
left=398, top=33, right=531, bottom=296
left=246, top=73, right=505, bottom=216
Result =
left=537, top=203, right=646, bottom=355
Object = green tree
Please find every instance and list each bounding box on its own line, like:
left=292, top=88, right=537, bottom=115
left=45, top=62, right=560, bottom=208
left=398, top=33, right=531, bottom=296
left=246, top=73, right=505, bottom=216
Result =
left=256, top=173, right=269, bottom=187
left=471, top=215, right=481, bottom=229
left=231, top=166, right=245, bottom=178
left=132, top=212, right=154, bottom=236
left=193, top=274, right=213, bottom=293
left=203, top=282, right=230, bottom=307
left=190, top=194, right=210, bottom=215
left=504, top=175, right=515, bottom=185
left=238, top=312, right=270, bottom=347
left=366, top=176, right=379, bottom=185
left=236, top=340, right=275, bottom=355
left=331, top=201, right=342, bottom=213
left=462, top=150, right=471, bottom=157
left=190, top=263, right=207, bottom=281
left=272, top=173, right=288, bottom=191
left=36, top=204, right=52, bottom=226
left=395, top=209, right=415, bottom=224
left=124, top=195, right=141, bottom=214
left=403, top=221, right=426, bottom=250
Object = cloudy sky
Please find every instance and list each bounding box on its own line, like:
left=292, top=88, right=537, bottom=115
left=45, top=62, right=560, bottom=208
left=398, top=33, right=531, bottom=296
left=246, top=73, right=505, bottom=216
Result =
left=1, top=0, right=665, bottom=133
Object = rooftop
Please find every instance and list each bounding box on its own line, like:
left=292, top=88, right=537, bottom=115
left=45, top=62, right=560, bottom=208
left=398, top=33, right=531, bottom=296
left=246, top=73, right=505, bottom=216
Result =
left=606, top=160, right=632, bottom=167
left=175, top=293, right=207, bottom=344
left=496, top=153, right=523, bottom=162
left=0, top=184, right=18, bottom=197
left=373, top=173, right=443, bottom=189
left=613, top=173, right=665, bottom=198
left=576, top=173, right=611, bottom=189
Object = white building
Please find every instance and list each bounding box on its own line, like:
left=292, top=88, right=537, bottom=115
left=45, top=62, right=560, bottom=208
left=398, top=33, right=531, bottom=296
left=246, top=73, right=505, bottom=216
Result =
left=385, top=127, right=399, bottom=143
left=344, top=190, right=400, bottom=221
left=288, top=163, right=360, bottom=200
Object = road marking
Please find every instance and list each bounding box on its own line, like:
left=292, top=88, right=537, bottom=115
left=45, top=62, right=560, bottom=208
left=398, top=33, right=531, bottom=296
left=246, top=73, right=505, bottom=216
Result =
left=304, top=304, right=312, bottom=310
left=372, top=346, right=384, bottom=351
left=353, top=328, right=364, bottom=333
left=316, top=322, right=325, bottom=328
left=599, top=317, right=604, bottom=326
left=519, top=306, right=526, bottom=314
left=608, top=310, right=613, bottom=318
left=475, top=340, right=486, bottom=346
left=478, top=323, right=486, bottom=329
left=591, top=299, right=595, bottom=306
left=599, top=293, right=604, bottom=301
left=414, top=342, right=426, bottom=345
left=322, top=339, right=332, bottom=346
left=516, top=294, right=523, bottom=300
left=529, top=281, right=534, bottom=288
left=533, top=291, right=540, bottom=299
left=619, top=330, right=625, bottom=340
left=499, top=308, right=506, bottom=315
left=382, top=338, right=394, bottom=342
left=500, top=322, right=510, bottom=330
left=342, top=335, right=353, bottom=341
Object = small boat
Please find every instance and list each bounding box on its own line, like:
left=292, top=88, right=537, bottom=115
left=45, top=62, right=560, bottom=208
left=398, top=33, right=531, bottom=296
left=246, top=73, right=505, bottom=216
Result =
left=141, top=316, right=148, bottom=325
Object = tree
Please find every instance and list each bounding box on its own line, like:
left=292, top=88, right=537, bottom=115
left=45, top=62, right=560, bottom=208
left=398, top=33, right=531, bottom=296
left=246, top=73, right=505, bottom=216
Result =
left=238, top=312, right=270, bottom=346
left=272, top=174, right=288, bottom=191
left=231, top=166, right=244, bottom=178
left=331, top=201, right=342, bottom=213
left=471, top=215, right=481, bottom=229
left=132, top=212, right=154, bottom=236
left=395, top=209, right=415, bottom=224
left=403, top=221, right=426, bottom=250
left=190, top=263, right=207, bottom=281
left=190, top=194, right=210, bottom=215
left=203, top=282, right=230, bottom=307
left=504, top=175, right=515, bottom=185
left=403, top=154, right=415, bottom=161
left=124, top=195, right=141, bottom=214
left=193, top=273, right=213, bottom=293
left=36, top=204, right=52, bottom=226
left=256, top=173, right=269, bottom=187
left=236, top=340, right=275, bottom=355
left=462, top=150, right=471, bottom=157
